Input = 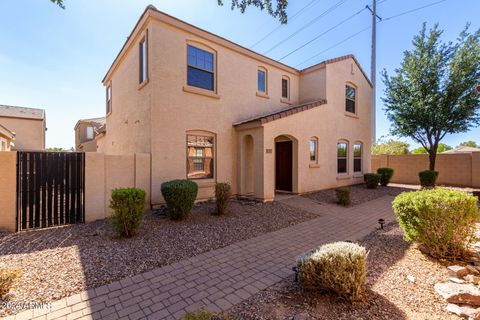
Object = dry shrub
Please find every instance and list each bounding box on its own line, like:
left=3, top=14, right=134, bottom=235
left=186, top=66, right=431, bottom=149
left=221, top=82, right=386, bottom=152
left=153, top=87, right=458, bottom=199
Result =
left=297, top=241, right=367, bottom=302
left=0, top=269, right=21, bottom=298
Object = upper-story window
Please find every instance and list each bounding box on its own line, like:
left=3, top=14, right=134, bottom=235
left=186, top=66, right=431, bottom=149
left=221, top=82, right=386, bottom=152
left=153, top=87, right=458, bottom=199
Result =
left=354, top=142, right=362, bottom=173
left=282, top=76, right=290, bottom=99
left=187, top=45, right=215, bottom=91
left=106, top=84, right=112, bottom=115
left=86, top=126, right=94, bottom=140
left=346, top=84, right=356, bottom=114
left=257, top=68, right=267, bottom=93
left=337, top=141, right=348, bottom=174
left=139, top=33, right=148, bottom=85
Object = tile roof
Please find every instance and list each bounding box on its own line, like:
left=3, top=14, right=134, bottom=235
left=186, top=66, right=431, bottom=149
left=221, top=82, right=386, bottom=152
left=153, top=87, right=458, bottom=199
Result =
left=234, top=99, right=327, bottom=127
left=443, top=146, right=480, bottom=153
left=78, top=117, right=106, bottom=126
left=0, top=104, right=45, bottom=120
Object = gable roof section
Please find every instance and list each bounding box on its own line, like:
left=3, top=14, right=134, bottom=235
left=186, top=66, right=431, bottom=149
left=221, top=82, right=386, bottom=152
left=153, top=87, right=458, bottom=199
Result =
left=102, top=6, right=372, bottom=87
left=74, top=116, right=106, bottom=130
left=234, top=99, right=327, bottom=128
left=0, top=104, right=45, bottom=120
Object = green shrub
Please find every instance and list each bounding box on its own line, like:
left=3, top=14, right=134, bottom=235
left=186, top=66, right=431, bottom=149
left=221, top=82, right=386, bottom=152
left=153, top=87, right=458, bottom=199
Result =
left=297, top=241, right=367, bottom=302
left=377, top=167, right=394, bottom=186
left=0, top=269, right=21, bottom=298
left=109, top=188, right=146, bottom=238
left=214, top=182, right=231, bottom=215
left=161, top=179, right=198, bottom=220
left=392, top=188, right=480, bottom=259
left=335, top=187, right=351, bottom=206
left=364, top=173, right=381, bottom=189
left=182, top=308, right=234, bottom=320
left=419, top=170, right=439, bottom=188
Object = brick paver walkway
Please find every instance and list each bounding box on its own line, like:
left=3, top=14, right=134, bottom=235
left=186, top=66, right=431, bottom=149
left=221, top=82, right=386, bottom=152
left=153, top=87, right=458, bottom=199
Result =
left=4, top=196, right=396, bottom=320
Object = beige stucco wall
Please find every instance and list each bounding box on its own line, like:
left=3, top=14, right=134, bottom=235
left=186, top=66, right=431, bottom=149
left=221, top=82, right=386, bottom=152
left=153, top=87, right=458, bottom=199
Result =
left=0, top=117, right=45, bottom=151
left=0, top=152, right=17, bottom=232
left=299, top=66, right=327, bottom=104
left=0, top=136, right=12, bottom=151
left=96, top=134, right=106, bottom=153
left=371, top=153, right=480, bottom=187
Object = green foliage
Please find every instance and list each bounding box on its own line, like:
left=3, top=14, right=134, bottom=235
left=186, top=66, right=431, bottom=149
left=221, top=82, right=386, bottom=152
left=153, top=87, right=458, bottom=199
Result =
left=364, top=173, right=380, bottom=189
left=50, top=0, right=65, bottom=9
left=297, top=242, right=367, bottom=302
left=0, top=269, right=21, bottom=299
left=392, top=188, right=480, bottom=259
left=371, top=139, right=409, bottom=155
left=182, top=308, right=234, bottom=320
left=458, top=140, right=479, bottom=148
left=335, top=187, right=351, bottom=206
left=411, top=143, right=452, bottom=154
left=217, top=0, right=288, bottom=24
left=161, top=180, right=198, bottom=220
left=382, top=23, right=480, bottom=171
left=109, top=188, right=146, bottom=238
left=214, top=182, right=231, bottom=215
left=377, top=168, right=394, bottom=186
left=418, top=170, right=439, bottom=188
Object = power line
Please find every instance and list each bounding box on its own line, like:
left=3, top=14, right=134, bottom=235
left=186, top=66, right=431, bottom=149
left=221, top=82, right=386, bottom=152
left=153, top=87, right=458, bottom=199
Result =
left=295, top=0, right=449, bottom=68
left=278, top=6, right=367, bottom=61
left=250, top=0, right=323, bottom=49
left=262, top=0, right=349, bottom=55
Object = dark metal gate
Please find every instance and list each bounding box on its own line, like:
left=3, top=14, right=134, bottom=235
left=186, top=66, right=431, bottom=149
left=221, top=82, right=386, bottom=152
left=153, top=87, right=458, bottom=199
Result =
left=16, top=152, right=85, bottom=231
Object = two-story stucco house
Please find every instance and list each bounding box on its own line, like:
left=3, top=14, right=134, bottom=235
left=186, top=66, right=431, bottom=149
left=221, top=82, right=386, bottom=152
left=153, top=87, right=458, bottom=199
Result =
left=74, top=117, right=106, bottom=152
left=101, top=5, right=373, bottom=204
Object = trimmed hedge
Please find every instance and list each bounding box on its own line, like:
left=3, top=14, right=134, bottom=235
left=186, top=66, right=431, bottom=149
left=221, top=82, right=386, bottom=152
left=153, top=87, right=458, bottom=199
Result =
left=392, top=188, right=480, bottom=259
left=161, top=180, right=198, bottom=220
left=109, top=188, right=146, bottom=238
left=0, top=269, right=21, bottom=299
left=377, top=167, right=394, bottom=186
left=419, top=170, right=438, bottom=188
left=364, top=173, right=381, bottom=189
left=297, top=242, right=367, bottom=302
left=335, top=187, right=351, bottom=206
left=214, top=182, right=231, bottom=215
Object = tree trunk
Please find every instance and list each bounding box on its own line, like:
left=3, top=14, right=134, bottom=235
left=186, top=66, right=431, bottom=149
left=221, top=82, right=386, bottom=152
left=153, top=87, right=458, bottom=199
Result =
left=428, top=150, right=437, bottom=171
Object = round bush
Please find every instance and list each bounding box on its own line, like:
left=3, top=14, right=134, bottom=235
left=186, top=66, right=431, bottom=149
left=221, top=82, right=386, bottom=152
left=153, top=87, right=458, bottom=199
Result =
left=419, top=170, right=438, bottom=188
left=161, top=180, right=198, bottom=220
left=297, top=241, right=367, bottom=302
left=109, top=188, right=146, bottom=238
left=214, top=182, right=231, bottom=215
left=335, top=187, right=351, bottom=206
left=364, top=173, right=380, bottom=189
left=377, top=167, right=394, bottom=186
left=392, top=188, right=480, bottom=259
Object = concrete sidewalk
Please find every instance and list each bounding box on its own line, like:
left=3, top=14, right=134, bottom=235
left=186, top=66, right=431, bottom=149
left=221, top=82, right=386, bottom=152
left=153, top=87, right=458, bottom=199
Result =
left=5, top=196, right=396, bottom=320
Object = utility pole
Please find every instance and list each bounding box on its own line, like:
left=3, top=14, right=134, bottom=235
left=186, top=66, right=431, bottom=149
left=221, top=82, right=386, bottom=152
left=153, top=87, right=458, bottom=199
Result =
left=367, top=1, right=381, bottom=143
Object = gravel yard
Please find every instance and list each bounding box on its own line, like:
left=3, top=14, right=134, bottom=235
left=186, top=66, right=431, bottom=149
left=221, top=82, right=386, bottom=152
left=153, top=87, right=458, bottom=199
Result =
left=0, top=200, right=317, bottom=316
left=230, top=222, right=459, bottom=320
left=303, top=183, right=414, bottom=206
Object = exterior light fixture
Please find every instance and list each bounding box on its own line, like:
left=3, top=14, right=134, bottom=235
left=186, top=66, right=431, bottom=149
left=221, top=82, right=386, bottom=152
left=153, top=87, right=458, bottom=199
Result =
left=378, top=218, right=385, bottom=229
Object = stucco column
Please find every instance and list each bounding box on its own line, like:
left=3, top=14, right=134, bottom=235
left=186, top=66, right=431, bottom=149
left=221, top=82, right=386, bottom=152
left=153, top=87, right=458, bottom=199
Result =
left=0, top=152, right=17, bottom=232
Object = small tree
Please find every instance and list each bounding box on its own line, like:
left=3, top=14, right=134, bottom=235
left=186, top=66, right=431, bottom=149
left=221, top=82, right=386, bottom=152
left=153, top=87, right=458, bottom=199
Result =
left=217, top=0, right=288, bottom=23
left=411, top=143, right=452, bottom=154
left=382, top=23, right=480, bottom=171
left=372, top=139, right=409, bottom=155
left=458, top=140, right=478, bottom=148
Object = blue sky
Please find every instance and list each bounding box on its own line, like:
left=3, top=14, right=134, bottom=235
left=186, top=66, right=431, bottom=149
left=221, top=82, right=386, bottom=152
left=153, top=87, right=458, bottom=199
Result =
left=1, top=0, right=479, bottom=149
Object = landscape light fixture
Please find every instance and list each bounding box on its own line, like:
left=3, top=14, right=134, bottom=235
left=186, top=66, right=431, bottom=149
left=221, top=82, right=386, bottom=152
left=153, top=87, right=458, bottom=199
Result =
left=378, top=218, right=385, bottom=229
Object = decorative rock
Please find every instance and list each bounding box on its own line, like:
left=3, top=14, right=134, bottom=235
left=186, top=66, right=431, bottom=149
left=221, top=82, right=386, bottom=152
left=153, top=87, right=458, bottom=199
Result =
left=292, top=313, right=309, bottom=320
left=406, top=274, right=415, bottom=283
left=465, top=274, right=480, bottom=285
left=448, top=265, right=470, bottom=278
left=467, top=265, right=480, bottom=275
left=446, top=303, right=480, bottom=319
left=449, top=277, right=466, bottom=284
left=435, top=283, right=480, bottom=306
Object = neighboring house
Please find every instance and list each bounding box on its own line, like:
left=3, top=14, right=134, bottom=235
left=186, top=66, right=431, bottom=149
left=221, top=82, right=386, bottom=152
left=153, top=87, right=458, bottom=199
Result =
left=0, top=104, right=46, bottom=151
left=101, top=5, right=373, bottom=203
left=0, top=123, right=15, bottom=151
left=443, top=146, right=480, bottom=154
left=74, top=117, right=106, bottom=152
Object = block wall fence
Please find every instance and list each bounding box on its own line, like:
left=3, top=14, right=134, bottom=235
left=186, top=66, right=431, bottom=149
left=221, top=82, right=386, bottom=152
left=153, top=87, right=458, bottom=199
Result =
left=371, top=153, right=480, bottom=188
left=0, top=152, right=151, bottom=232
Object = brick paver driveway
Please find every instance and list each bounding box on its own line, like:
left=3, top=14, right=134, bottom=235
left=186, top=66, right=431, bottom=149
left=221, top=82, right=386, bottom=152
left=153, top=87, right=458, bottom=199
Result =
left=5, top=195, right=396, bottom=320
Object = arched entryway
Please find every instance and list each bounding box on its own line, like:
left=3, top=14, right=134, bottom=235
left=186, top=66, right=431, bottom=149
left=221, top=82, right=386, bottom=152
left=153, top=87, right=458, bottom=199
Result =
left=275, top=135, right=297, bottom=192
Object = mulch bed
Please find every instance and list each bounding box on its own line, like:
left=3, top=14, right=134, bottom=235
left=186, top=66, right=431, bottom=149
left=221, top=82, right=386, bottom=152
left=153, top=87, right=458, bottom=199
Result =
left=0, top=200, right=317, bottom=316
left=303, top=184, right=413, bottom=206
left=229, top=222, right=459, bottom=320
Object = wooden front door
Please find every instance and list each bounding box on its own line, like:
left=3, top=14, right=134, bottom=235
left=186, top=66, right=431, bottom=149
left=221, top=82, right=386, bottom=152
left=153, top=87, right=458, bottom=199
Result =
left=275, top=141, right=293, bottom=192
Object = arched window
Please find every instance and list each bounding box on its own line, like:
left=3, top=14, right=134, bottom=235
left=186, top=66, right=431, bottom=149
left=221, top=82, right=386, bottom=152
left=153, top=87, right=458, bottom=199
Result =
left=345, top=84, right=357, bottom=114
left=353, top=142, right=362, bottom=173
left=309, top=137, right=318, bottom=162
left=337, top=141, right=348, bottom=174
left=186, top=131, right=215, bottom=179
left=257, top=67, right=268, bottom=94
